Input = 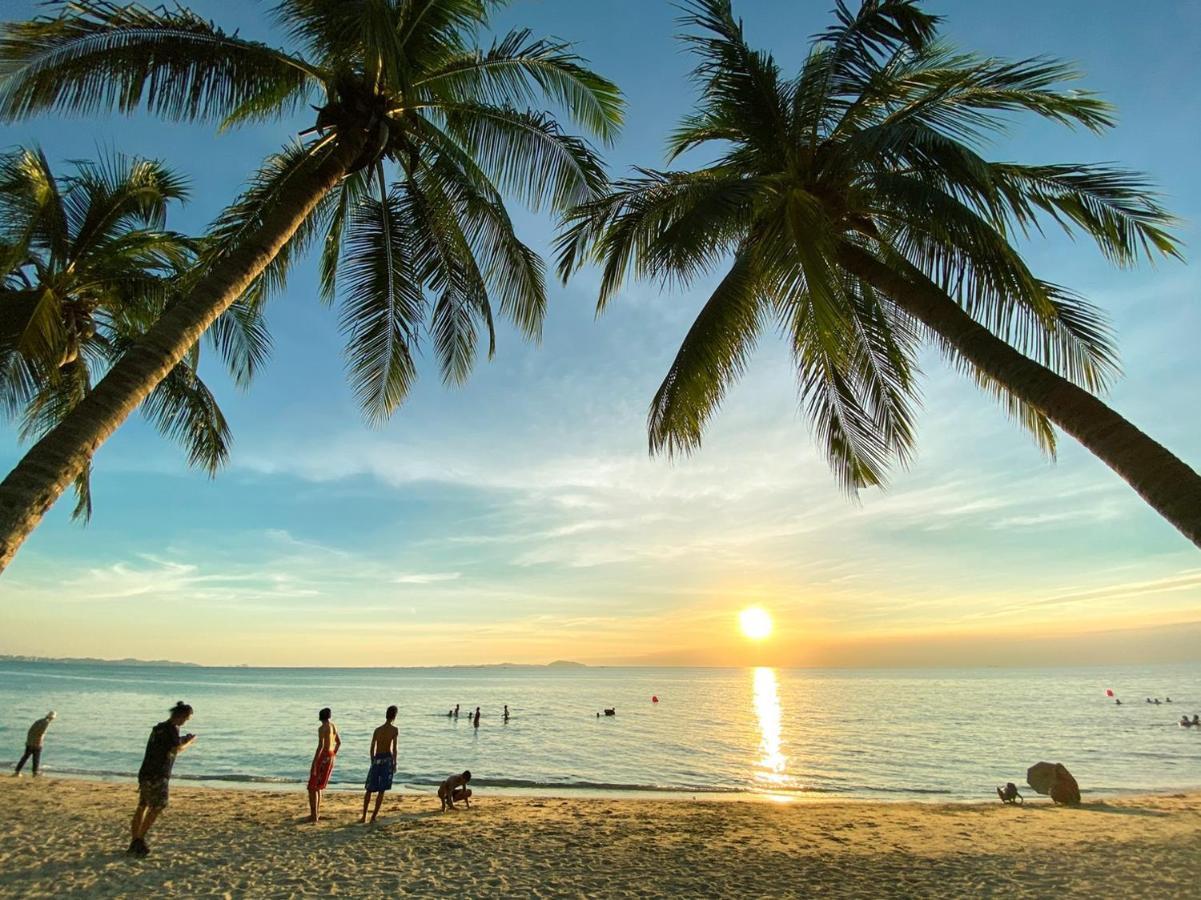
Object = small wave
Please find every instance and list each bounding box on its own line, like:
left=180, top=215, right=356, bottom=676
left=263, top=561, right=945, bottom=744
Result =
left=186, top=773, right=301, bottom=785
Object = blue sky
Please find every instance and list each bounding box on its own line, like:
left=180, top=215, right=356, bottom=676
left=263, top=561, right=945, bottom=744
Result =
left=2, top=0, right=1199, bottom=666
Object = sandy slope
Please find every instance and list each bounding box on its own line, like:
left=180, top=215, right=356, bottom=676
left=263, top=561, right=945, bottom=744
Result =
left=0, top=779, right=1198, bottom=897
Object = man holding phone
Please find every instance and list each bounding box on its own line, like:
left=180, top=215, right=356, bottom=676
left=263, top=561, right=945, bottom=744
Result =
left=128, top=701, right=197, bottom=857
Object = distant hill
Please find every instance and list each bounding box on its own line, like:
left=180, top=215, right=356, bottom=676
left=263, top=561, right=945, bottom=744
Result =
left=0, top=655, right=199, bottom=667
left=547, top=660, right=586, bottom=668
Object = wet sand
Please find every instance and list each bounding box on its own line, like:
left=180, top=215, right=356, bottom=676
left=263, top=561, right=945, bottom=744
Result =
left=0, top=778, right=1198, bottom=897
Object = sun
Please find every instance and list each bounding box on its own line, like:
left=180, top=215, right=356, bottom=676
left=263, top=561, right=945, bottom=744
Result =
left=739, top=607, right=773, bottom=641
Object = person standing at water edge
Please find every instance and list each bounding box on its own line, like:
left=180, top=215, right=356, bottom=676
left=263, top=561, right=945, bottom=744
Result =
left=13, top=711, right=55, bottom=777
left=307, top=708, right=340, bottom=824
left=129, top=702, right=195, bottom=857
left=361, top=706, right=398, bottom=824
left=473, top=707, right=481, bottom=729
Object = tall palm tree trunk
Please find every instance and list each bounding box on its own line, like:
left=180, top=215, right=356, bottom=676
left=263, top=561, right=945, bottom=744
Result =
left=0, top=140, right=363, bottom=574
left=839, top=243, right=1201, bottom=549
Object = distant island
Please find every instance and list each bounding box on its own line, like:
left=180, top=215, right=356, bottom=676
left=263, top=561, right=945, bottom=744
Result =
left=0, top=655, right=199, bottom=667
left=0, top=656, right=586, bottom=669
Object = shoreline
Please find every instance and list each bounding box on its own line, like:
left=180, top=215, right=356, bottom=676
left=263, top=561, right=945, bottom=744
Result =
left=16, top=768, right=1201, bottom=805
left=1, top=778, right=1199, bottom=897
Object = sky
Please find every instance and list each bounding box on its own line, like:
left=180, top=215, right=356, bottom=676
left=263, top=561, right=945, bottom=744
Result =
left=2, top=0, right=1199, bottom=668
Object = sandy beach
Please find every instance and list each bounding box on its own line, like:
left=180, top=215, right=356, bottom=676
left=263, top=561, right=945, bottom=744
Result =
left=0, top=779, right=1197, bottom=897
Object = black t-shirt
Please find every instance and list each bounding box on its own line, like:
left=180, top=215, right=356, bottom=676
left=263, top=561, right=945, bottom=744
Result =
left=138, top=721, right=181, bottom=781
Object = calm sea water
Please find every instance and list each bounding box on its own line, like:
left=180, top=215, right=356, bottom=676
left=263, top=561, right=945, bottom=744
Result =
left=1, top=663, right=1198, bottom=800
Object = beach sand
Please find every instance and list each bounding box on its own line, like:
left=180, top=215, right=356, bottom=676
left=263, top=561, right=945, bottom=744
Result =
left=0, top=779, right=1198, bottom=897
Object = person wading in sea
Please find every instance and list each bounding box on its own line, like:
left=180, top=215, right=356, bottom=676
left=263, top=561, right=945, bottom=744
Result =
left=307, top=707, right=340, bottom=823
left=13, top=711, right=55, bottom=777
left=129, top=702, right=196, bottom=857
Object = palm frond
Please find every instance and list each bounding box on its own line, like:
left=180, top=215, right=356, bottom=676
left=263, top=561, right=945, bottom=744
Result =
left=423, top=154, right=546, bottom=340
left=0, top=0, right=319, bottom=123
left=648, top=252, right=765, bottom=457
left=199, top=140, right=333, bottom=308
left=63, top=152, right=190, bottom=260
left=205, top=298, right=272, bottom=389
left=676, top=0, right=791, bottom=160
left=140, top=358, right=232, bottom=474
left=338, top=184, right=423, bottom=422
left=433, top=102, right=607, bottom=211
left=990, top=162, right=1182, bottom=265
left=416, top=28, right=624, bottom=143
left=403, top=170, right=492, bottom=383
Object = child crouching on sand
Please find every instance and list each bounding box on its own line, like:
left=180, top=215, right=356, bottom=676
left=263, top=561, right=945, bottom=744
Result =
left=438, top=771, right=472, bottom=810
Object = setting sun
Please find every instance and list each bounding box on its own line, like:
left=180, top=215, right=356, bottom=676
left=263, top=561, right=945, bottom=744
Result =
left=739, top=607, right=774, bottom=641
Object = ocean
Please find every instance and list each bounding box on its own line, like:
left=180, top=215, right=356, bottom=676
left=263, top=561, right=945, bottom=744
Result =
left=2, top=662, right=1198, bottom=800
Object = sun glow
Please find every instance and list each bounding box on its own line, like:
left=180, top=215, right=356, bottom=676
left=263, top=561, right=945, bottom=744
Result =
left=739, top=606, right=773, bottom=641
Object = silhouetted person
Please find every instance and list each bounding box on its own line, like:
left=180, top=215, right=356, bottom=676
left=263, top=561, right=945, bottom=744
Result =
left=128, top=702, right=195, bottom=857
left=361, top=705, right=398, bottom=824
left=1192, top=715, right=1200, bottom=726
left=473, top=707, right=481, bottom=729
left=454, top=704, right=460, bottom=719
left=307, top=707, right=341, bottom=823
left=13, top=711, right=55, bottom=777
left=503, top=705, right=510, bottom=722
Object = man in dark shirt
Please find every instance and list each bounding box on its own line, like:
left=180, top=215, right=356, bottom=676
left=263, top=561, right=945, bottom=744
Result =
left=128, top=702, right=196, bottom=857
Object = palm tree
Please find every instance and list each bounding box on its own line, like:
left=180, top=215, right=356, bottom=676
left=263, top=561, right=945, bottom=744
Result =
left=1, top=146, right=264, bottom=520
left=0, top=0, right=623, bottom=572
left=558, top=0, right=1201, bottom=547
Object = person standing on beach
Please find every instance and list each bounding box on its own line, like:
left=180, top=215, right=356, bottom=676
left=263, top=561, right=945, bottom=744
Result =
left=473, top=707, right=481, bottom=729
left=129, top=701, right=196, bottom=857
left=307, top=707, right=340, bottom=824
left=360, top=705, right=398, bottom=824
left=13, top=711, right=55, bottom=777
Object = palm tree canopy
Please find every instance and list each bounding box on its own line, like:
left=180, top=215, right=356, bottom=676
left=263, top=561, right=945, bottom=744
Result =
left=556, top=0, right=1180, bottom=492
left=0, top=0, right=624, bottom=422
left=0, top=147, right=266, bottom=519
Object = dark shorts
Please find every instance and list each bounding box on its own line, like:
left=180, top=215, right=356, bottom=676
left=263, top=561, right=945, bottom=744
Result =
left=138, top=777, right=170, bottom=810
left=365, top=753, right=394, bottom=793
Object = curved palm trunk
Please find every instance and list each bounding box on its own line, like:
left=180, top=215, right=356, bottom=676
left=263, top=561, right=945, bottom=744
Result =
left=839, top=243, right=1201, bottom=549
left=0, top=139, right=363, bottom=575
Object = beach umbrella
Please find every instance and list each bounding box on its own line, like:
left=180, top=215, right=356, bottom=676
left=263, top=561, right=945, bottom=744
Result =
left=1026, top=762, right=1058, bottom=795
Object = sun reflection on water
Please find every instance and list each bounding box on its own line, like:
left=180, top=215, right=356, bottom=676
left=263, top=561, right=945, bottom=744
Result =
left=752, top=667, right=789, bottom=787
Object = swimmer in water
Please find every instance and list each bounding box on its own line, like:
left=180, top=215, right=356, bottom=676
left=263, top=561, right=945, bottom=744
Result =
left=1193, top=715, right=1200, bottom=726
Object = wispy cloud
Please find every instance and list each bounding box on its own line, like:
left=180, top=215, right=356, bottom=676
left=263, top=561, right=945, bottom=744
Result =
left=393, top=572, right=462, bottom=584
